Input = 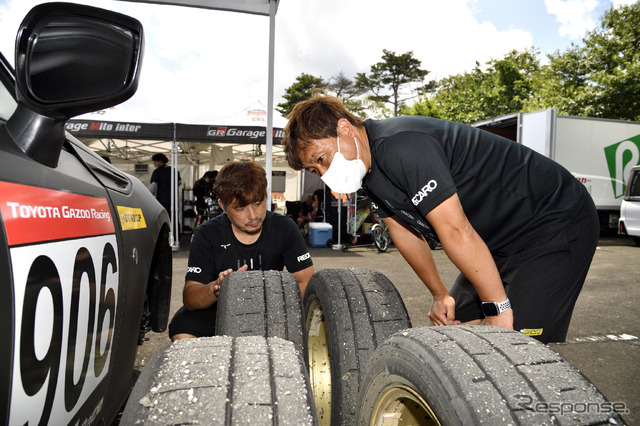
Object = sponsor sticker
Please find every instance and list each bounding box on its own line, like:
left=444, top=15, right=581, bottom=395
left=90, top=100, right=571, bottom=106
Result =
left=521, top=328, right=543, bottom=336
left=117, top=206, right=147, bottom=230
left=0, top=181, right=114, bottom=246
left=10, top=235, right=118, bottom=425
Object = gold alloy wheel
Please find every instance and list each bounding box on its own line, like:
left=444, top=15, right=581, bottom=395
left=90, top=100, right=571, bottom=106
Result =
left=371, top=384, right=440, bottom=426
left=306, top=300, right=331, bottom=426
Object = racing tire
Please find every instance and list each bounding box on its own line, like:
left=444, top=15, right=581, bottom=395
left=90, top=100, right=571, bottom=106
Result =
left=357, top=326, right=626, bottom=425
left=372, top=225, right=389, bottom=252
left=304, top=268, right=412, bottom=425
left=216, top=270, right=305, bottom=356
left=121, top=336, right=318, bottom=425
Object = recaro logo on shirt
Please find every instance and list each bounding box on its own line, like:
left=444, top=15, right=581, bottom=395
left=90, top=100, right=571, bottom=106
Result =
left=187, top=266, right=202, bottom=274
left=412, top=180, right=438, bottom=206
left=297, top=252, right=311, bottom=262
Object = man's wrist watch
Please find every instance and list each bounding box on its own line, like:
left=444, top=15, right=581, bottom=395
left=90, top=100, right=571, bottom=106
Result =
left=481, top=299, right=511, bottom=317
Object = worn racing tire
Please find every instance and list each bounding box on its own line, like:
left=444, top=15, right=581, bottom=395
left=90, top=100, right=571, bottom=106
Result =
left=357, top=326, right=626, bottom=425
left=216, top=270, right=305, bottom=355
left=121, top=336, right=318, bottom=425
left=304, top=268, right=412, bottom=425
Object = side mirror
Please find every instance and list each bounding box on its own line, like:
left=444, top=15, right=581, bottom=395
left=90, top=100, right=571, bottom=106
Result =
left=7, top=2, right=144, bottom=167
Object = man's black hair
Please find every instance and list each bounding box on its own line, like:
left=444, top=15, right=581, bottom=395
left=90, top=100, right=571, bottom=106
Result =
left=152, top=153, right=168, bottom=163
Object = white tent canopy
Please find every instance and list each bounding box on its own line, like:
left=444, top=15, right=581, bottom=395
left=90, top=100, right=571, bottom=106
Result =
left=118, top=0, right=279, bottom=16
left=116, top=0, right=280, bottom=249
left=72, top=101, right=289, bottom=168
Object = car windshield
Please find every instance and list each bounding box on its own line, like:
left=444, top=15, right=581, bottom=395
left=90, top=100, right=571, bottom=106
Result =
left=629, top=169, right=640, bottom=197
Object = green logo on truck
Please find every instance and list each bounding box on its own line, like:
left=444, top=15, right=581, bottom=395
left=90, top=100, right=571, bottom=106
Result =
left=604, top=135, right=640, bottom=198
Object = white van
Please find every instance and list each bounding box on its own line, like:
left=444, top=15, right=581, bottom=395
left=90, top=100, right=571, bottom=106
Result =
left=619, top=165, right=640, bottom=246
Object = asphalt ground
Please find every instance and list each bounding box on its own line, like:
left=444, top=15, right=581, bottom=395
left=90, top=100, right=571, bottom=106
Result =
left=134, top=232, right=639, bottom=425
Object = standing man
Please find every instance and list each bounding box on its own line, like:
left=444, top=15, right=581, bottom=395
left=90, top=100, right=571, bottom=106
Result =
left=193, top=170, right=222, bottom=225
left=193, top=170, right=216, bottom=217
left=150, top=153, right=182, bottom=215
left=282, top=96, right=599, bottom=344
left=169, top=160, right=314, bottom=340
left=311, top=185, right=327, bottom=222
left=297, top=195, right=314, bottom=234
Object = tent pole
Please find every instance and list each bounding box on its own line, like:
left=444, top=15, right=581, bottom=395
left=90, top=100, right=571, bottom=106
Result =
left=171, top=123, right=180, bottom=251
left=265, top=0, right=277, bottom=211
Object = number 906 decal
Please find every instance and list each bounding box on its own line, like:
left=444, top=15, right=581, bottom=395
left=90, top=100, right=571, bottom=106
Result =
left=1, top=182, right=120, bottom=425
left=10, top=236, right=119, bottom=425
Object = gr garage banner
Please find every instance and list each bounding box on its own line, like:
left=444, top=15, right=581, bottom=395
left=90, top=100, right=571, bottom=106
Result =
left=65, top=119, right=284, bottom=145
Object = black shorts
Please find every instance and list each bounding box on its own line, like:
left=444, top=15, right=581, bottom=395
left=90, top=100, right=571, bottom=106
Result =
left=168, top=303, right=217, bottom=338
left=451, top=194, right=599, bottom=344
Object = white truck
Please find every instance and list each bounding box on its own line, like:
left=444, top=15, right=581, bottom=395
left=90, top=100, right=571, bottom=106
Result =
left=474, top=108, right=640, bottom=229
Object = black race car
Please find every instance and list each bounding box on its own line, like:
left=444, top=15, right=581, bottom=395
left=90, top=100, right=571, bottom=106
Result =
left=0, top=3, right=172, bottom=424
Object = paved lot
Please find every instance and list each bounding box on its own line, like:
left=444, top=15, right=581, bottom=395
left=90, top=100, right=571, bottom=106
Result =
left=135, top=233, right=639, bottom=425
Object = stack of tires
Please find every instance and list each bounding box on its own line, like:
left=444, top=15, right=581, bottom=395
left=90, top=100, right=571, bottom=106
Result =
left=123, top=269, right=625, bottom=425
left=121, top=270, right=316, bottom=425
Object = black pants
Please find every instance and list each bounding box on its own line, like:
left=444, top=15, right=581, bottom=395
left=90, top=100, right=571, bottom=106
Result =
left=451, top=195, right=599, bottom=343
left=168, top=304, right=217, bottom=338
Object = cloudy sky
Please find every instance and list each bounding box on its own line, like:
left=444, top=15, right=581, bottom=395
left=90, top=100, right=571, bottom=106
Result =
left=0, top=0, right=635, bottom=125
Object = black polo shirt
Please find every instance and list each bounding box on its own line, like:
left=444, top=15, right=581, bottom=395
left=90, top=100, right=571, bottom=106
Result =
left=361, top=116, right=586, bottom=255
left=186, top=210, right=313, bottom=284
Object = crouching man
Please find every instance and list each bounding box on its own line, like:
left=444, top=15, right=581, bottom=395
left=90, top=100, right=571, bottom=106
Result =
left=169, top=160, right=314, bottom=340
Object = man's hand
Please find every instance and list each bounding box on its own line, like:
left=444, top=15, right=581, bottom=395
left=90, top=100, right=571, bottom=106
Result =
left=483, top=309, right=514, bottom=330
left=428, top=294, right=461, bottom=326
left=184, top=264, right=249, bottom=310
left=211, top=264, right=249, bottom=297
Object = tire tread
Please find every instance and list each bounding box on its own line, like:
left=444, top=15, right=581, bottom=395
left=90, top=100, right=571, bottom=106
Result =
left=217, top=270, right=304, bottom=354
left=121, top=336, right=317, bottom=425
left=305, top=268, right=411, bottom=424
left=357, top=326, right=625, bottom=425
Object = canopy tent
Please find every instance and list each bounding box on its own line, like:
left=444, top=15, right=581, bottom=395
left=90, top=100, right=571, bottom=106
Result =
left=110, top=0, right=280, bottom=249
left=67, top=102, right=295, bottom=249
left=67, top=105, right=289, bottom=168
left=117, top=0, right=279, bottom=16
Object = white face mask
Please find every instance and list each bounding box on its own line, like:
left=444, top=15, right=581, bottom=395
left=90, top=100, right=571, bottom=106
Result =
left=321, top=133, right=367, bottom=193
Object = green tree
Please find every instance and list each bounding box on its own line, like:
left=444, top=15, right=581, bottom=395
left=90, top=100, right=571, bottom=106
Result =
left=580, top=2, right=640, bottom=120
left=431, top=62, right=490, bottom=123
left=527, top=2, right=640, bottom=120
left=491, top=49, right=540, bottom=113
left=400, top=95, right=442, bottom=118
left=276, top=73, right=325, bottom=116
left=355, top=49, right=431, bottom=116
left=432, top=49, right=540, bottom=123
left=523, top=46, right=588, bottom=115
left=326, top=71, right=367, bottom=117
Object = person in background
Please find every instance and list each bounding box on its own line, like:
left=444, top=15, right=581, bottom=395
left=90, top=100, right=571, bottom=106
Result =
left=311, top=185, right=328, bottom=222
left=297, top=194, right=314, bottom=235
left=168, top=160, right=314, bottom=340
left=193, top=170, right=216, bottom=217
left=150, top=153, right=182, bottom=215
left=282, top=96, right=599, bottom=344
